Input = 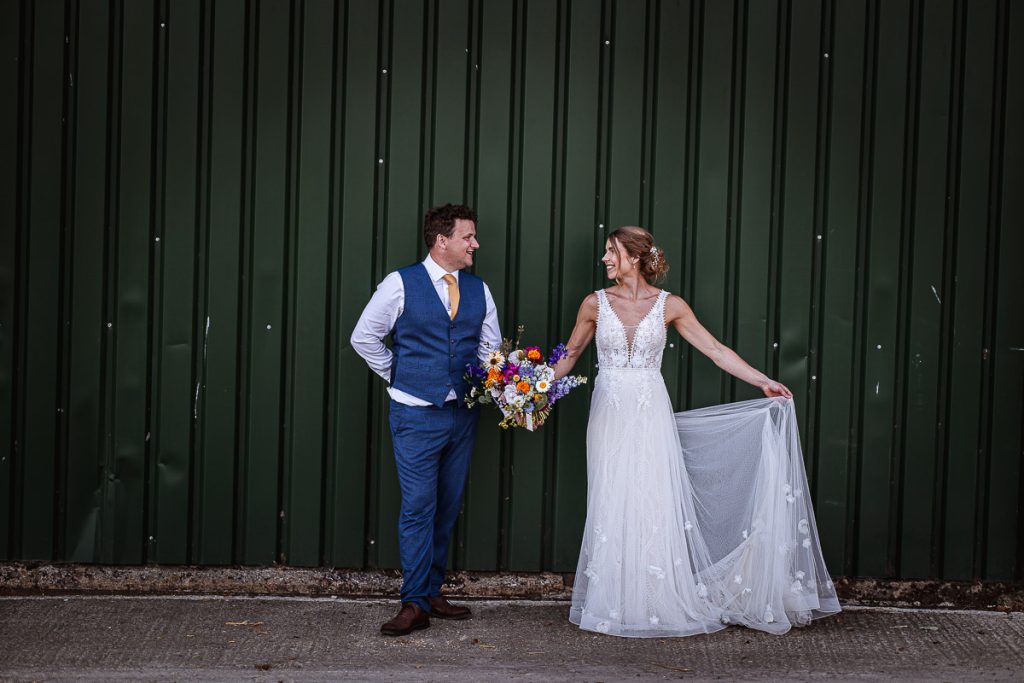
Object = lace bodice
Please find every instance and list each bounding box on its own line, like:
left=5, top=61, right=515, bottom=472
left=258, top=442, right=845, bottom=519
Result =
left=595, top=289, right=669, bottom=370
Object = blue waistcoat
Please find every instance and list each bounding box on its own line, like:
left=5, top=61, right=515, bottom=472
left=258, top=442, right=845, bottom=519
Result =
left=390, top=263, right=486, bottom=407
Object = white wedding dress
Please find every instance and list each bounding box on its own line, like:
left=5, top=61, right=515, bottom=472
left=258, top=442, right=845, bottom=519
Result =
left=569, top=289, right=841, bottom=637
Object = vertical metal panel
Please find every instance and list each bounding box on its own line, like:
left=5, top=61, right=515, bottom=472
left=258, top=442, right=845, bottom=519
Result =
left=987, top=0, right=1023, bottom=582
left=64, top=1, right=110, bottom=563
left=0, top=0, right=23, bottom=557
left=2, top=0, right=1022, bottom=582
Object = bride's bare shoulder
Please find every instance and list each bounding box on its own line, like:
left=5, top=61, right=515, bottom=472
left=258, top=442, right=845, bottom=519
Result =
left=664, top=293, right=694, bottom=318
left=581, top=291, right=599, bottom=313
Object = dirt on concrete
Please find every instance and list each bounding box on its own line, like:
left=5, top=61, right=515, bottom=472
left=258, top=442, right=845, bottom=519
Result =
left=1, top=562, right=1022, bottom=612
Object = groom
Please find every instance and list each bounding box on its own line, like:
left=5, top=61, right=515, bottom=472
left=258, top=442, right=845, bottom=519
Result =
left=350, top=204, right=502, bottom=636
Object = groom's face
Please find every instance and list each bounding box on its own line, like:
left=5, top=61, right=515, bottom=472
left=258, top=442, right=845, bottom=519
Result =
left=438, top=219, right=479, bottom=271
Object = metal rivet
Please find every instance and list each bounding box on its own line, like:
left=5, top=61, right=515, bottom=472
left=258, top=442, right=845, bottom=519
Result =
left=816, top=235, right=822, bottom=240
left=604, top=40, right=610, bottom=45
left=772, top=342, right=779, bottom=348
left=824, top=53, right=829, bottom=58
left=155, top=237, right=160, bottom=242
left=876, top=344, right=882, bottom=350
left=266, top=324, right=272, bottom=330
left=107, top=322, right=112, bottom=328
left=382, top=68, right=388, bottom=73
left=378, top=158, right=384, bottom=164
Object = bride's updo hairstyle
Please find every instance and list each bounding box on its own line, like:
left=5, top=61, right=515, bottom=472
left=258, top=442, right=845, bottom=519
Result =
left=608, top=226, right=670, bottom=284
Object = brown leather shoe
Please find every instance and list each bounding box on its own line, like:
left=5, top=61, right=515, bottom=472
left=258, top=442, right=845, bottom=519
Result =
left=380, top=603, right=430, bottom=636
left=428, top=595, right=472, bottom=620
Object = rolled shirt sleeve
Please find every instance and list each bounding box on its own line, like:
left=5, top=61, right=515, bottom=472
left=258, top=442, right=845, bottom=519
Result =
left=349, top=271, right=404, bottom=382
left=478, top=282, right=502, bottom=365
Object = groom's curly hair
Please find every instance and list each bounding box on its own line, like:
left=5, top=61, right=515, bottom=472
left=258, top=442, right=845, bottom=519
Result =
left=423, top=203, right=477, bottom=249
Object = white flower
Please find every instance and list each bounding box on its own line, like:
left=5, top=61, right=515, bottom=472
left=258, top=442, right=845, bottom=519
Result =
left=696, top=583, right=708, bottom=598
left=742, top=587, right=752, bottom=595
left=649, top=615, right=660, bottom=625
left=511, top=349, right=526, bottom=363
left=673, top=557, right=683, bottom=566
left=764, top=606, right=775, bottom=623
left=683, top=521, right=693, bottom=531
left=596, top=621, right=610, bottom=633
left=720, top=614, right=731, bottom=624
left=795, top=489, right=803, bottom=498
left=598, top=534, right=607, bottom=543
left=785, top=494, right=796, bottom=504
left=648, top=565, right=666, bottom=579
left=783, top=483, right=792, bottom=494
left=734, top=574, right=743, bottom=584
left=741, top=529, right=748, bottom=539
left=802, top=538, right=811, bottom=549
left=534, top=365, right=555, bottom=382
left=486, top=350, right=506, bottom=369
left=795, top=570, right=805, bottom=580
left=503, top=384, right=518, bottom=402
left=609, top=609, right=620, bottom=619
left=790, top=580, right=804, bottom=594
left=535, top=379, right=551, bottom=393
left=798, top=519, right=809, bottom=534
left=826, top=580, right=834, bottom=590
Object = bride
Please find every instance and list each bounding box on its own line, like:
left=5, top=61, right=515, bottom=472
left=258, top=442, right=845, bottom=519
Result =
left=552, top=226, right=840, bottom=637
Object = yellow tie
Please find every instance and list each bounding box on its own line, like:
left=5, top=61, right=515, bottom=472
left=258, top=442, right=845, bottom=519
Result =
left=442, top=274, right=459, bottom=320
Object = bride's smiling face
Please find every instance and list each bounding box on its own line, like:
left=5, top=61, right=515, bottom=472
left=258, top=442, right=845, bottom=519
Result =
left=601, top=238, right=636, bottom=281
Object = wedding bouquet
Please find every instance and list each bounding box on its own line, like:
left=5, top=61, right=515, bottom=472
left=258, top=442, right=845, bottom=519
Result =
left=464, top=325, right=588, bottom=431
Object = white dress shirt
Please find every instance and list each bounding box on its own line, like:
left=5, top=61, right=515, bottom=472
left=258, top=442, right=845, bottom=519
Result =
left=350, top=255, right=502, bottom=406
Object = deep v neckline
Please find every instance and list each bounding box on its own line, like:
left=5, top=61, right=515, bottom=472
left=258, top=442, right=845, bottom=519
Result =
left=601, top=289, right=664, bottom=362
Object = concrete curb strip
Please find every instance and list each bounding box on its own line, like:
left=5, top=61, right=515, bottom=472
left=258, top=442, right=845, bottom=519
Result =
left=1, top=562, right=1021, bottom=611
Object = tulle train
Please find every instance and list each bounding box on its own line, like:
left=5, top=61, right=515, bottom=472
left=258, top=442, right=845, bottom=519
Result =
left=569, top=368, right=841, bottom=637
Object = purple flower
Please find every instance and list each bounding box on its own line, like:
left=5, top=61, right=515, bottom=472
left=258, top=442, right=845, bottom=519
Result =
left=547, top=343, right=568, bottom=365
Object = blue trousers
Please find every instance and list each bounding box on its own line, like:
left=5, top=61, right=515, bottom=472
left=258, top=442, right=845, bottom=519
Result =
left=389, top=399, right=479, bottom=611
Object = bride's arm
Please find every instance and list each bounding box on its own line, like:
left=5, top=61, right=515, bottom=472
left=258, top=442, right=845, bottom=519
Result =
left=665, top=295, right=793, bottom=398
left=552, top=293, right=599, bottom=380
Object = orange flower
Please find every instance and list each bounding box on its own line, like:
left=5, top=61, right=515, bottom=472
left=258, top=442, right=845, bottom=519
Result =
left=487, top=367, right=503, bottom=382
left=516, top=381, right=531, bottom=394
left=526, top=349, right=542, bottom=362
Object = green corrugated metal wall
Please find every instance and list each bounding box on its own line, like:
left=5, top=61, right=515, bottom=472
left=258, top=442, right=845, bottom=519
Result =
left=1, top=0, right=1021, bottom=581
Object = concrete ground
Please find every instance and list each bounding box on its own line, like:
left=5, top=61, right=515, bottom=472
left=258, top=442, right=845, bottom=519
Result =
left=0, top=596, right=1022, bottom=682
